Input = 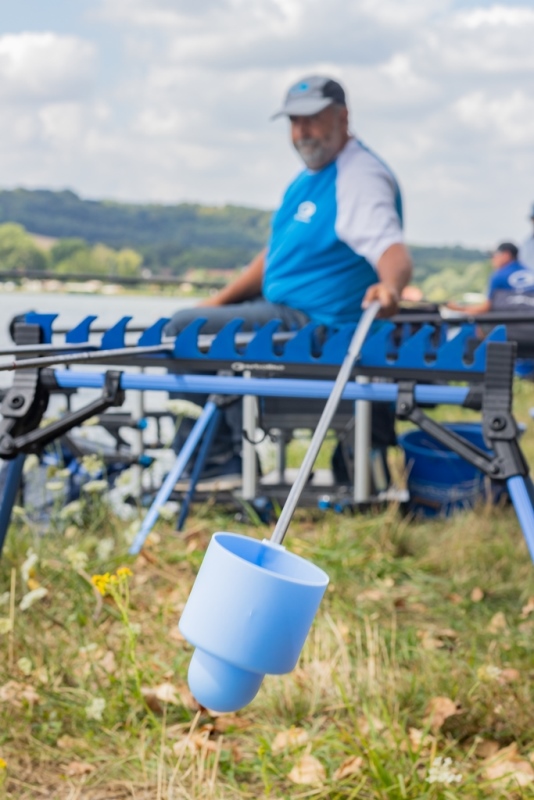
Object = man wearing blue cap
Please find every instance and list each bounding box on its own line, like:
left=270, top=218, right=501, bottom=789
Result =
left=165, top=75, right=412, bottom=480
left=519, top=203, right=534, bottom=271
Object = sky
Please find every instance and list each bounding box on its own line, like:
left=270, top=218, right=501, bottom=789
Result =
left=1, top=0, right=533, bottom=248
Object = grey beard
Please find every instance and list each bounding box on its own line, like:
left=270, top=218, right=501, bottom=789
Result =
left=294, top=138, right=327, bottom=170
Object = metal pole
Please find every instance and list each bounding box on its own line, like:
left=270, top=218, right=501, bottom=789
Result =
left=270, top=302, right=380, bottom=546
left=354, top=376, right=372, bottom=503
left=242, top=372, right=257, bottom=500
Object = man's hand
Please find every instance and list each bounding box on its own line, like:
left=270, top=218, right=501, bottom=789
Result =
left=362, top=283, right=399, bottom=317
left=197, top=294, right=223, bottom=308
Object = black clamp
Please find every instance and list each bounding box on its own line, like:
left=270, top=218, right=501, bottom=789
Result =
left=396, top=342, right=529, bottom=481
left=0, top=370, right=125, bottom=459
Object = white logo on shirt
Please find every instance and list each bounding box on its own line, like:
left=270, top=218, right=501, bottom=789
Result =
left=508, top=270, right=534, bottom=289
left=294, top=201, right=317, bottom=223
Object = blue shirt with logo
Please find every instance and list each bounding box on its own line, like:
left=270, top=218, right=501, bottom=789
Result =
left=263, top=138, right=404, bottom=326
left=488, top=260, right=534, bottom=298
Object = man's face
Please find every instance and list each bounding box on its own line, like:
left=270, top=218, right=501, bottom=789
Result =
left=491, top=250, right=513, bottom=270
left=289, top=104, right=349, bottom=170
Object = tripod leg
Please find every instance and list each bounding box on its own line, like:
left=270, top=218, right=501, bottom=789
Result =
left=507, top=475, right=534, bottom=564
left=0, top=454, right=26, bottom=557
left=176, top=407, right=222, bottom=531
left=129, top=401, right=218, bottom=555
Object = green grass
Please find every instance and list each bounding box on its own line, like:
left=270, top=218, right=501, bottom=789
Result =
left=1, top=384, right=534, bottom=798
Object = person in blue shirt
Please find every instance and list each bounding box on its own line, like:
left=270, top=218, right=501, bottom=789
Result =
left=165, top=75, right=413, bottom=480
left=447, top=242, right=534, bottom=316
left=447, top=242, right=534, bottom=376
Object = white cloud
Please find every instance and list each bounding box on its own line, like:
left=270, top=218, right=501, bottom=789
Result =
left=1, top=1, right=534, bottom=247
left=0, top=32, right=96, bottom=101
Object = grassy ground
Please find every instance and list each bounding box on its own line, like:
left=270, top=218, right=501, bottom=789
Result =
left=1, top=383, right=534, bottom=798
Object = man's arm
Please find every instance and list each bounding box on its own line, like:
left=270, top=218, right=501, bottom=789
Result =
left=446, top=299, right=491, bottom=314
left=199, top=249, right=266, bottom=307
left=362, top=243, right=413, bottom=317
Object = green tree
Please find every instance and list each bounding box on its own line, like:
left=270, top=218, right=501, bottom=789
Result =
left=0, top=223, right=49, bottom=272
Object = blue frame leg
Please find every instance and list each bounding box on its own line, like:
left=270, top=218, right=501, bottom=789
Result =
left=176, top=406, right=222, bottom=532
left=507, top=475, right=534, bottom=564
left=0, top=454, right=26, bottom=557
left=129, top=401, right=218, bottom=555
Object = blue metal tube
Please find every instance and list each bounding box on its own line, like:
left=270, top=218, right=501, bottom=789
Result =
left=0, top=454, right=26, bottom=556
left=507, top=476, right=534, bottom=564
left=176, top=406, right=222, bottom=532
left=54, top=371, right=469, bottom=405
left=129, top=401, right=218, bottom=555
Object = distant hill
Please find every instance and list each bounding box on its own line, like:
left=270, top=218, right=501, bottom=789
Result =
left=0, top=188, right=272, bottom=275
left=0, top=188, right=489, bottom=292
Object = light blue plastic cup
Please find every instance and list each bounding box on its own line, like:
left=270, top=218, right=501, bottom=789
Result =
left=179, top=532, right=329, bottom=712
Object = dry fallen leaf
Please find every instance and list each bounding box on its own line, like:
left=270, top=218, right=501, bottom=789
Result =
left=272, top=727, right=309, bottom=754
left=423, top=696, right=462, bottom=732
left=471, top=587, right=484, bottom=602
left=520, top=597, right=534, bottom=619
left=356, top=714, right=386, bottom=736
left=64, top=761, right=96, bottom=777
left=487, top=612, right=508, bottom=634
left=141, top=682, right=180, bottom=712
left=288, top=754, right=326, bottom=785
left=447, top=592, right=463, bottom=605
left=357, top=588, right=385, bottom=602
left=475, top=739, right=501, bottom=759
left=406, top=727, right=435, bottom=751
left=0, top=681, right=40, bottom=707
left=484, top=743, right=534, bottom=787
left=334, top=755, right=363, bottom=780
left=98, top=650, right=117, bottom=675
left=498, top=668, right=520, bottom=684
left=56, top=735, right=89, bottom=751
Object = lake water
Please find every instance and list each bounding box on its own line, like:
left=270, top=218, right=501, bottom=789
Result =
left=0, top=290, right=194, bottom=351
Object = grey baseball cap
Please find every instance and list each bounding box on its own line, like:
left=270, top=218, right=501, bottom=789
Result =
left=271, top=75, right=346, bottom=119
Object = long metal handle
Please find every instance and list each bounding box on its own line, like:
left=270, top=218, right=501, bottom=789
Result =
left=270, top=301, right=381, bottom=545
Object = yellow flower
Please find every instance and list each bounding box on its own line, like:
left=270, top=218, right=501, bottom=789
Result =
left=116, top=567, right=133, bottom=579
left=0, top=757, right=6, bottom=769
left=91, top=573, right=111, bottom=596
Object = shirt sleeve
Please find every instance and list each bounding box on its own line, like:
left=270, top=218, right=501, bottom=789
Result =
left=334, top=146, right=404, bottom=269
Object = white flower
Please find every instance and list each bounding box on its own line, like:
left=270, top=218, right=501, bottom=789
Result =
left=426, top=757, right=462, bottom=785
left=19, top=587, right=48, bottom=611
left=12, top=506, right=27, bottom=520
left=45, top=481, right=64, bottom=492
left=17, top=657, right=32, bottom=676
left=165, top=399, right=202, bottom=418
left=0, top=618, right=13, bottom=635
left=85, top=697, right=106, bottom=721
left=81, top=454, right=105, bottom=475
left=123, top=521, right=140, bottom=546
left=96, top=538, right=114, bottom=561
left=64, top=547, right=89, bottom=571
left=21, top=549, right=38, bottom=586
left=22, top=454, right=39, bottom=474
left=59, top=500, right=83, bottom=521
left=82, top=479, right=108, bottom=494
left=478, top=665, right=502, bottom=681
left=81, top=416, right=100, bottom=427
left=158, top=503, right=178, bottom=522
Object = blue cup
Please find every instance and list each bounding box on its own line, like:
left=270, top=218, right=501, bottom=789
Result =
left=179, top=532, right=329, bottom=712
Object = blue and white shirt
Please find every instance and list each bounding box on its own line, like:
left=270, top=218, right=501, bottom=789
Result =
left=263, top=137, right=404, bottom=326
left=489, top=260, right=534, bottom=346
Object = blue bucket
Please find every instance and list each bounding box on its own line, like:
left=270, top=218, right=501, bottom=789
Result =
left=399, top=423, right=492, bottom=516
